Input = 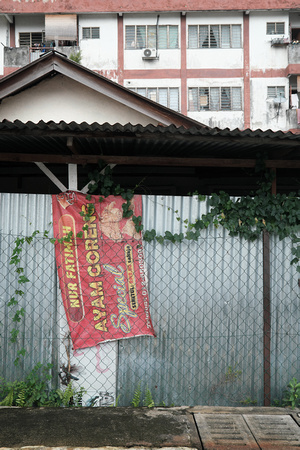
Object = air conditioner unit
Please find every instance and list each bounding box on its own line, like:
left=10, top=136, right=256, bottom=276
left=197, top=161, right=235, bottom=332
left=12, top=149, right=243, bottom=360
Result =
left=142, top=48, right=158, bottom=59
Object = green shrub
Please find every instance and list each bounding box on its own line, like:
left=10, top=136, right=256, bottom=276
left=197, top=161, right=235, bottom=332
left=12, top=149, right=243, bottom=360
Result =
left=0, top=363, right=85, bottom=407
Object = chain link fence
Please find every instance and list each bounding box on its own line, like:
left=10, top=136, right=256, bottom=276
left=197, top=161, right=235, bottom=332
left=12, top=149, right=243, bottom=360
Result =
left=0, top=224, right=299, bottom=407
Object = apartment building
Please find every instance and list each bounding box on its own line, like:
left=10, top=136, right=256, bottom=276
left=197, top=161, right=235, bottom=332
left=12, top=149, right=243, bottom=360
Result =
left=0, top=0, right=300, bottom=131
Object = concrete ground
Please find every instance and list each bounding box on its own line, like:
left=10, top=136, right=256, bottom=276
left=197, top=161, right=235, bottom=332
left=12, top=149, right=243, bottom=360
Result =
left=0, top=406, right=300, bottom=449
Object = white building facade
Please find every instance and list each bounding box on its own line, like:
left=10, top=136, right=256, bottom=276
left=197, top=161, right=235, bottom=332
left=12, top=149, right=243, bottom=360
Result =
left=1, top=0, right=300, bottom=132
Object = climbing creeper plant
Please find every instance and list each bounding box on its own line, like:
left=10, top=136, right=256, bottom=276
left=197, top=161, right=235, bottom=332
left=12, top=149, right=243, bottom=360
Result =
left=5, top=161, right=300, bottom=365
left=78, top=161, right=300, bottom=268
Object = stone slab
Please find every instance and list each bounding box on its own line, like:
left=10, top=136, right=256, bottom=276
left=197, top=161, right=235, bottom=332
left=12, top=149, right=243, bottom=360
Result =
left=0, top=407, right=200, bottom=449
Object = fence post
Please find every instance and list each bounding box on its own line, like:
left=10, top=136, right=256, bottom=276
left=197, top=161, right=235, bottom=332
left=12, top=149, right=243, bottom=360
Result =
left=263, top=230, right=271, bottom=406
left=262, top=168, right=277, bottom=406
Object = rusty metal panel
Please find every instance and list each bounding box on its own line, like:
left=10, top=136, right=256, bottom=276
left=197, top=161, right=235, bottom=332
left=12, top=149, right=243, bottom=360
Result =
left=244, top=414, right=300, bottom=449
left=194, top=413, right=259, bottom=449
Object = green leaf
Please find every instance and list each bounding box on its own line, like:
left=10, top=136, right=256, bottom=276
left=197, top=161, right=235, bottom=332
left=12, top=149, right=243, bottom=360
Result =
left=18, top=276, right=30, bottom=284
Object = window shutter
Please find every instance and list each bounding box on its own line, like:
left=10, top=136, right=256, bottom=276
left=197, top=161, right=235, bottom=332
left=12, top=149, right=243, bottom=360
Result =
left=232, top=87, right=242, bottom=110
left=136, top=26, right=146, bottom=48
left=169, top=26, right=178, bottom=49
left=267, top=86, right=277, bottom=97
left=267, top=22, right=285, bottom=35
left=221, top=25, right=230, bottom=48
left=210, top=26, right=220, bottom=48
left=188, top=26, right=198, bottom=48
left=45, top=14, right=77, bottom=41
left=19, top=33, right=31, bottom=46
left=147, top=26, right=157, bottom=48
left=267, top=23, right=275, bottom=34
left=19, top=32, right=44, bottom=47
left=232, top=25, right=241, bottom=48
left=91, top=27, right=100, bottom=39
left=210, top=87, right=220, bottom=110
left=82, top=28, right=91, bottom=39
left=188, top=88, right=198, bottom=111
left=125, top=26, right=135, bottom=49
left=199, top=26, right=209, bottom=48
left=158, top=26, right=168, bottom=49
left=221, top=87, right=231, bottom=110
left=169, top=88, right=179, bottom=111
left=276, top=23, right=285, bottom=34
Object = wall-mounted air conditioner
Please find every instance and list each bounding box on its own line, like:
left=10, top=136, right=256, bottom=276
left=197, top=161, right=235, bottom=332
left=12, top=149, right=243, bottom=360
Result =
left=142, top=48, right=158, bottom=60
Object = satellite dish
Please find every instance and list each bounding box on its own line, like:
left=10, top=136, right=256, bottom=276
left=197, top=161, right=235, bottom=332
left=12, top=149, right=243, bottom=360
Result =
left=272, top=95, right=287, bottom=104
left=266, top=94, right=287, bottom=104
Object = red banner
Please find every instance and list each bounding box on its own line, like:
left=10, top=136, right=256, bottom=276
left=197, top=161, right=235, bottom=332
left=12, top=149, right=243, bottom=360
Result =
left=52, top=191, right=156, bottom=349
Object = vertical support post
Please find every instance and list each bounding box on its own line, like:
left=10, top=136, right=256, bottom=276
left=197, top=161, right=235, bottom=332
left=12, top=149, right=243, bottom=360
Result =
left=263, top=230, right=271, bottom=406
left=263, top=166, right=276, bottom=406
left=68, top=164, right=78, bottom=191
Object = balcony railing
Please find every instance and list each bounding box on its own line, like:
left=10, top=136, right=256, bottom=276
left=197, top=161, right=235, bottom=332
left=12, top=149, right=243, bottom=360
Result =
left=4, top=46, right=80, bottom=67
left=29, top=46, right=80, bottom=62
left=271, top=37, right=290, bottom=47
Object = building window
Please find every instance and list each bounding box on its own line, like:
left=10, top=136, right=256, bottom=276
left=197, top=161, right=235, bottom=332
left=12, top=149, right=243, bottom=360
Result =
left=129, top=87, right=180, bottom=111
left=125, top=25, right=178, bottom=49
left=82, top=27, right=100, bottom=39
left=267, top=86, right=285, bottom=98
left=19, top=32, right=45, bottom=47
left=266, top=22, right=285, bottom=35
left=188, top=24, right=242, bottom=48
left=188, top=87, right=242, bottom=111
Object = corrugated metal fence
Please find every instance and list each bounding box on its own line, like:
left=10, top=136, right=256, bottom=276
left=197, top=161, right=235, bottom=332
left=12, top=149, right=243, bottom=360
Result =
left=0, top=193, right=299, bottom=407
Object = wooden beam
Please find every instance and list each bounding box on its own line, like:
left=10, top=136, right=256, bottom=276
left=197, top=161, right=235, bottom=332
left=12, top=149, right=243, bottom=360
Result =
left=3, top=153, right=300, bottom=168
left=68, top=163, right=78, bottom=190
left=66, top=137, right=81, bottom=155
left=35, top=162, right=67, bottom=191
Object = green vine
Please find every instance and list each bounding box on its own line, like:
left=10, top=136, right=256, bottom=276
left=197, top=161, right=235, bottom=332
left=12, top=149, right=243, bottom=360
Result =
left=5, top=161, right=300, bottom=366
left=84, top=162, right=299, bottom=271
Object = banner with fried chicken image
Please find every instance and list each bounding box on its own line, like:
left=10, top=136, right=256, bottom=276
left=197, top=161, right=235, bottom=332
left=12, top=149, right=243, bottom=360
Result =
left=52, top=192, right=156, bottom=349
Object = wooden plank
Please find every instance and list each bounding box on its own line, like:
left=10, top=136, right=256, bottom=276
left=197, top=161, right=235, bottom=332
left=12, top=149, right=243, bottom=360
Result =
left=244, top=414, right=300, bottom=449
left=194, top=413, right=259, bottom=449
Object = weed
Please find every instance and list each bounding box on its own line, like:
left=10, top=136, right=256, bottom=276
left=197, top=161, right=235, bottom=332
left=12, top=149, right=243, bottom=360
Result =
left=282, top=377, right=300, bottom=408
left=131, top=382, right=142, bottom=407
left=0, top=363, right=85, bottom=407
left=143, top=387, right=155, bottom=408
left=241, top=396, right=257, bottom=406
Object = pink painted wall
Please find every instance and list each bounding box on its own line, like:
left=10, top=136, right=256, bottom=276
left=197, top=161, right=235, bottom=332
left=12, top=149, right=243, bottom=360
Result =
left=0, top=0, right=299, bottom=14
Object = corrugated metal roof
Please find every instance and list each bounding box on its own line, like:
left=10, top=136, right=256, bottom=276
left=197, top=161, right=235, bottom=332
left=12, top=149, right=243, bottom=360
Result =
left=0, top=120, right=299, bottom=162
left=1, top=119, right=299, bottom=139
left=0, top=119, right=299, bottom=196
